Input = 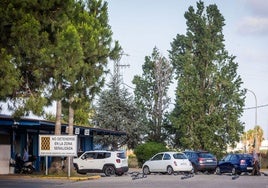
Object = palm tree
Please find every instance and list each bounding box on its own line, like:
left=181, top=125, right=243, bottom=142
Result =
left=254, top=125, right=264, bottom=152
left=246, top=129, right=255, bottom=153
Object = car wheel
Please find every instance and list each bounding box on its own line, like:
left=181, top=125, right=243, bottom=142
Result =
left=25, top=166, right=34, bottom=174
left=104, top=165, right=115, bottom=176
left=74, top=164, right=85, bottom=174
left=167, top=166, right=173, bottom=175
left=231, top=167, right=236, bottom=175
left=73, top=163, right=78, bottom=171
left=215, top=167, right=221, bottom=175
left=143, top=166, right=150, bottom=175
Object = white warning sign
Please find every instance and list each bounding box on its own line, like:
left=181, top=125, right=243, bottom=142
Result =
left=39, top=135, right=77, bottom=156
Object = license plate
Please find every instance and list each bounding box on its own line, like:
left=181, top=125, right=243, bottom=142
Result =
left=247, top=167, right=253, bottom=170
left=207, top=159, right=213, bottom=162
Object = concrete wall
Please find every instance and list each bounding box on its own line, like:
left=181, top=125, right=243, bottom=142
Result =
left=0, top=145, right=11, bottom=174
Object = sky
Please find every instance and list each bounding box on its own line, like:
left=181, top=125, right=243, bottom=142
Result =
left=105, top=0, right=268, bottom=139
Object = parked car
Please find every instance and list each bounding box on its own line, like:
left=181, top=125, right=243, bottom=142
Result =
left=215, top=153, right=253, bottom=175
left=73, top=150, right=128, bottom=176
left=142, top=152, right=193, bottom=175
left=183, top=150, right=217, bottom=173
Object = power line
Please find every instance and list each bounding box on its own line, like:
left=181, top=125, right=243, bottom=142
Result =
left=122, top=83, right=135, bottom=90
left=244, top=104, right=268, bottom=110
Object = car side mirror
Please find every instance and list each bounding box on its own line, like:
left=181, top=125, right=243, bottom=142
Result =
left=81, top=155, right=86, bottom=160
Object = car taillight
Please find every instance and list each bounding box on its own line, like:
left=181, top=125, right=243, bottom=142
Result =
left=240, top=159, right=246, bottom=165
left=198, top=158, right=205, bottom=164
left=116, top=159, right=121, bottom=163
left=174, top=161, right=177, bottom=166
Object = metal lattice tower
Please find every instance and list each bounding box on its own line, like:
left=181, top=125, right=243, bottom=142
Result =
left=113, top=53, right=130, bottom=85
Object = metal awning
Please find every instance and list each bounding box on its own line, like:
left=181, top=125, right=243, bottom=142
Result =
left=0, top=115, right=126, bottom=136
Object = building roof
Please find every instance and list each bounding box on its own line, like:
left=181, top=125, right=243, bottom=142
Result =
left=0, top=114, right=126, bottom=136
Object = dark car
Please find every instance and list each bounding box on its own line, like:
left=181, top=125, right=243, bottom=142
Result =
left=183, top=150, right=217, bottom=173
left=216, top=153, right=253, bottom=175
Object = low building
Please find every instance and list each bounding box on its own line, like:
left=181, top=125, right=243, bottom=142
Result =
left=0, top=114, right=126, bottom=174
left=227, top=139, right=268, bottom=153
left=260, top=140, right=268, bottom=151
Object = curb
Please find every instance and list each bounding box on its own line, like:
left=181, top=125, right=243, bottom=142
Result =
left=0, top=174, right=101, bottom=181
left=42, top=175, right=101, bottom=181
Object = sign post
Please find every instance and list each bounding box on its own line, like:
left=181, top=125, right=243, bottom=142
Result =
left=39, top=135, right=77, bottom=177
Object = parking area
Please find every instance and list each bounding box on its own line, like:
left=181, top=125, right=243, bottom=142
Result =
left=87, top=169, right=268, bottom=188
left=74, top=170, right=268, bottom=188
left=0, top=169, right=267, bottom=188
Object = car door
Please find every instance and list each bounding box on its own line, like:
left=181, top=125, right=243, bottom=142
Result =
left=219, top=154, right=231, bottom=173
left=149, top=153, right=164, bottom=172
left=225, top=154, right=238, bottom=173
left=94, top=152, right=107, bottom=170
left=162, top=153, right=172, bottom=171
left=78, top=152, right=96, bottom=170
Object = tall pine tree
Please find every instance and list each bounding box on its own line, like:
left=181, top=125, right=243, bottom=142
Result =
left=93, top=75, right=145, bottom=150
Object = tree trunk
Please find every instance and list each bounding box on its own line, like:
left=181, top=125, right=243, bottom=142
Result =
left=50, top=83, right=63, bottom=174
left=48, top=99, right=64, bottom=174
left=55, top=100, right=62, bottom=135
left=68, top=96, right=74, bottom=136
left=63, top=96, right=75, bottom=173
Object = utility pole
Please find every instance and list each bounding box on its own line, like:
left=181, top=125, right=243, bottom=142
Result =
left=113, top=52, right=130, bottom=86
left=246, top=88, right=258, bottom=152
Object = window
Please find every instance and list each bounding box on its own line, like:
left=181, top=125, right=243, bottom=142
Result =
left=230, top=155, right=239, bottom=161
left=117, top=152, right=126, bottom=159
left=96, top=153, right=105, bottom=159
left=152, top=154, right=163, bottom=161
left=163, top=153, right=171, bottom=160
left=104, top=152, right=111, bottom=158
left=224, top=154, right=231, bottom=161
left=83, top=152, right=95, bottom=159
left=174, top=153, right=187, bottom=159
left=198, top=153, right=214, bottom=158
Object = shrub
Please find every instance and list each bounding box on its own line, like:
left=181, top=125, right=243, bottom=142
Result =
left=134, top=142, right=168, bottom=167
left=260, top=150, right=268, bottom=169
left=128, top=154, right=139, bottom=168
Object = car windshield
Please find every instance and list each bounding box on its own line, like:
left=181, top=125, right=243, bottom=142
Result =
left=240, top=154, right=253, bottom=159
left=173, top=153, right=187, bottom=159
left=117, top=152, right=126, bottom=159
left=242, top=154, right=252, bottom=158
left=198, top=153, right=214, bottom=158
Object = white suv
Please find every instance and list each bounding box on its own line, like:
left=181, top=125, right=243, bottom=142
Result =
left=73, top=150, right=129, bottom=176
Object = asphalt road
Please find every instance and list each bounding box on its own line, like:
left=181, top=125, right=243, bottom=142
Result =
left=66, top=173, right=267, bottom=188
left=0, top=171, right=268, bottom=188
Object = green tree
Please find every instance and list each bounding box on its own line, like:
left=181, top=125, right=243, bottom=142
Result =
left=0, top=0, right=120, bottom=129
left=0, top=0, right=55, bottom=117
left=0, top=49, right=20, bottom=103
left=93, top=76, right=145, bottom=149
left=0, top=0, right=121, bottom=173
left=169, top=1, right=245, bottom=157
left=133, top=47, right=173, bottom=142
left=51, top=0, right=122, bottom=137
